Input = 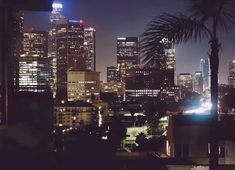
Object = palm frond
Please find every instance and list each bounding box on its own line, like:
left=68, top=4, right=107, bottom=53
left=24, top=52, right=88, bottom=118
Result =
left=191, top=0, right=235, bottom=29
left=140, top=13, right=210, bottom=65
left=218, top=0, right=235, bottom=29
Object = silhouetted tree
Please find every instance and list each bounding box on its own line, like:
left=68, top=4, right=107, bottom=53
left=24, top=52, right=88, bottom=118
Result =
left=135, top=132, right=147, bottom=146
left=143, top=100, right=167, bottom=135
left=107, top=116, right=127, bottom=150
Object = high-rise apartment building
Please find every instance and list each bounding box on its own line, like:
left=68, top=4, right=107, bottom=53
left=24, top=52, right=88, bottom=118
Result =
left=117, top=37, right=139, bottom=82
left=200, top=57, right=210, bottom=92
left=193, top=71, right=203, bottom=94
left=228, top=59, right=235, bottom=87
left=19, top=30, right=51, bottom=92
left=84, top=27, right=96, bottom=71
left=107, top=66, right=117, bottom=82
left=48, top=2, right=66, bottom=95
left=56, top=19, right=84, bottom=100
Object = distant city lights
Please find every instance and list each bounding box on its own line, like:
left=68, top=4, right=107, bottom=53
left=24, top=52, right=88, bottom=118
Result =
left=69, top=19, right=79, bottom=23
left=68, top=19, right=84, bottom=24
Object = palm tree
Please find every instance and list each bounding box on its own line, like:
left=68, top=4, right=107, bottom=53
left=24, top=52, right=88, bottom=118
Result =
left=141, top=0, right=235, bottom=169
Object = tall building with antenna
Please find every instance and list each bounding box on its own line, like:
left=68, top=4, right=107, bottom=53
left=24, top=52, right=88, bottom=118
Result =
left=48, top=2, right=66, bottom=96
left=56, top=19, right=85, bottom=101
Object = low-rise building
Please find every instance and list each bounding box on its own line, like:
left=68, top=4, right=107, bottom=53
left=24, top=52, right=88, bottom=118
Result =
left=54, top=101, right=98, bottom=128
left=67, top=70, right=100, bottom=102
left=167, top=114, right=235, bottom=165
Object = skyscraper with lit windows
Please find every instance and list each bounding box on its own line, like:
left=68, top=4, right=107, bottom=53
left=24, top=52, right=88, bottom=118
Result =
left=200, top=57, right=210, bottom=93
left=19, top=30, right=51, bottom=92
left=48, top=2, right=66, bottom=96
left=107, top=66, right=117, bottom=82
left=117, top=37, right=139, bottom=82
left=193, top=71, right=203, bottom=94
left=56, top=19, right=85, bottom=100
left=177, top=73, right=193, bottom=98
left=84, top=27, right=96, bottom=71
left=228, top=59, right=235, bottom=87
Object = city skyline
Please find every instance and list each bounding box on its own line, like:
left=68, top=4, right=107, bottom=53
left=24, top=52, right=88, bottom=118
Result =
left=23, top=0, right=235, bottom=83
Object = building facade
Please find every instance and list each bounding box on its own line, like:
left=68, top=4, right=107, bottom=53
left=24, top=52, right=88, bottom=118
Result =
left=19, top=30, right=51, bottom=92
left=48, top=2, right=66, bottom=96
left=100, top=81, right=125, bottom=102
left=228, top=59, right=235, bottom=87
left=56, top=19, right=84, bottom=101
left=54, top=101, right=98, bottom=128
left=200, top=57, right=210, bottom=93
left=67, top=70, right=100, bottom=102
left=107, top=66, right=117, bottom=82
left=125, top=66, right=177, bottom=102
left=117, top=37, right=139, bottom=82
left=19, top=57, right=51, bottom=92
left=84, top=27, right=96, bottom=71
left=177, top=73, right=193, bottom=98
left=193, top=71, right=203, bottom=94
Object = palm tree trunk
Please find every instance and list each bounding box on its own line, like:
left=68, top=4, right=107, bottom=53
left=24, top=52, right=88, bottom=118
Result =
left=209, top=36, right=219, bottom=170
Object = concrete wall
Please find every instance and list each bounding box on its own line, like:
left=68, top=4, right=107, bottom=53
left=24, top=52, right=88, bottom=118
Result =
left=225, top=141, right=235, bottom=164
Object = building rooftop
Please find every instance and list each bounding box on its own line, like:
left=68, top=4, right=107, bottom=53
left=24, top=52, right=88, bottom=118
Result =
left=54, top=101, right=94, bottom=107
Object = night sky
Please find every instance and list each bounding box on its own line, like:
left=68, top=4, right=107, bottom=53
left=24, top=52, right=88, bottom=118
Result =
left=24, top=0, right=235, bottom=83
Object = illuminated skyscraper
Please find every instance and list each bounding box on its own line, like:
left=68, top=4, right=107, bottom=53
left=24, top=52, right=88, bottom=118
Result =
left=84, top=27, right=96, bottom=71
left=200, top=57, right=210, bottom=93
left=164, top=40, right=176, bottom=84
left=177, top=73, right=193, bottom=98
left=56, top=19, right=85, bottom=100
left=19, top=30, right=51, bottom=92
left=160, top=38, right=176, bottom=70
left=193, top=71, right=203, bottom=94
left=48, top=2, right=66, bottom=95
left=117, top=37, right=139, bottom=82
left=50, top=2, right=66, bottom=24
left=107, top=66, right=117, bottom=82
left=228, top=59, right=235, bottom=87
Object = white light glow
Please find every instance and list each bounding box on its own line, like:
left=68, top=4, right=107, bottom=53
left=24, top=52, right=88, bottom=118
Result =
left=52, top=3, right=63, bottom=9
left=117, top=37, right=126, bottom=40
left=185, top=100, right=212, bottom=114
